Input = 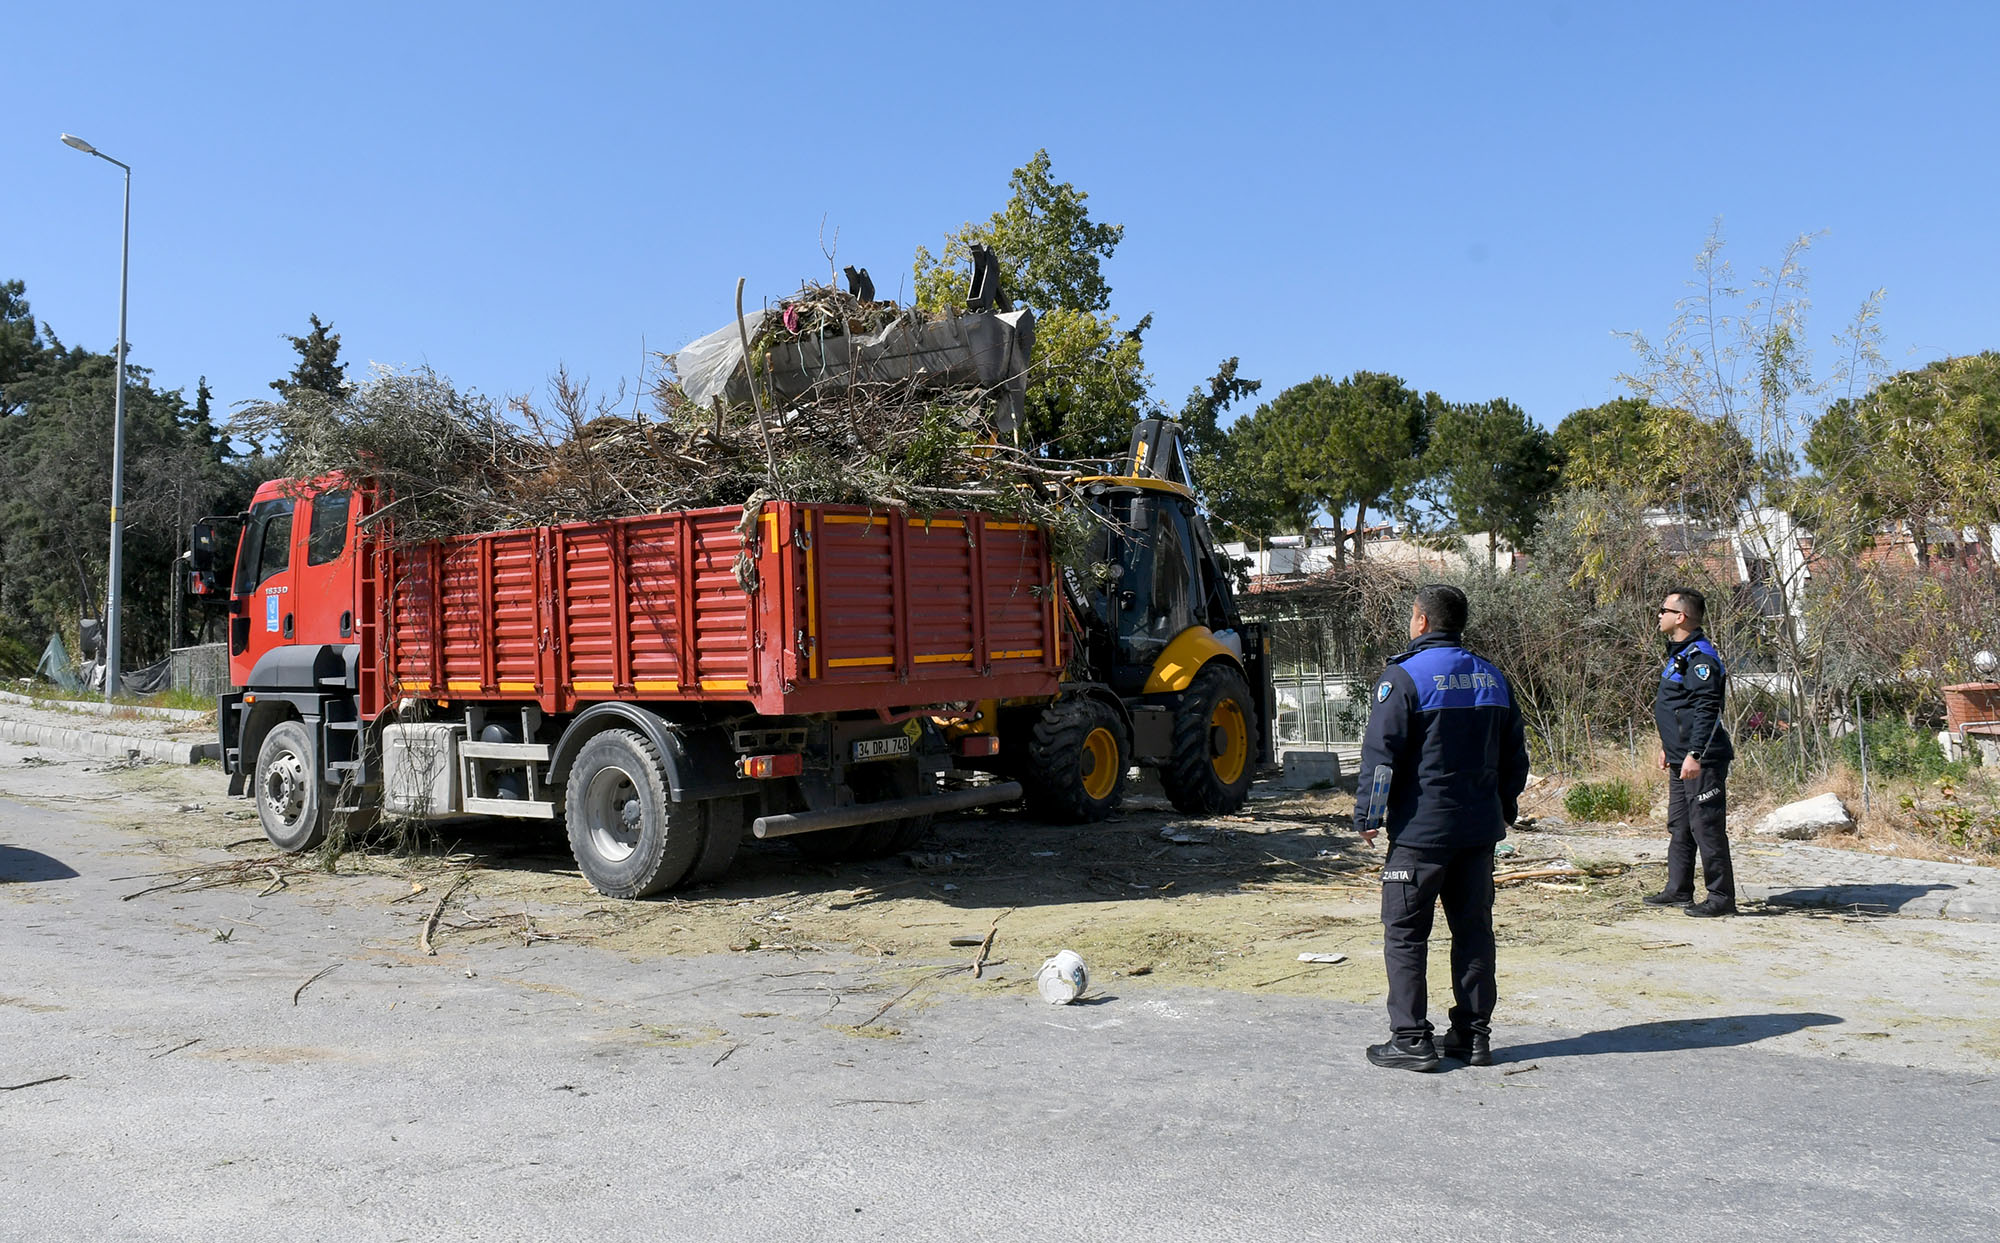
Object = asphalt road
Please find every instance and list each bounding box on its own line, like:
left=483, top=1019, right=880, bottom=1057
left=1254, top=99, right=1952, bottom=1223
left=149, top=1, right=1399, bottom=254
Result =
left=2, top=794, right=1993, bottom=1242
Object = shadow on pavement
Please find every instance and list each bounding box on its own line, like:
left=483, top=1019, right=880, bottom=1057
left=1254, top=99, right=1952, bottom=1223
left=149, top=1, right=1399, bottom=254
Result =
left=1496, top=1012, right=1842, bottom=1063
left=0, top=844, right=82, bottom=883
left=1757, top=883, right=1955, bottom=914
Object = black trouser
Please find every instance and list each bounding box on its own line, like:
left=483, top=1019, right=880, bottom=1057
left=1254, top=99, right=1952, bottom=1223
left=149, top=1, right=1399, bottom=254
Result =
left=1380, top=842, right=1496, bottom=1041
left=1664, top=760, right=1733, bottom=900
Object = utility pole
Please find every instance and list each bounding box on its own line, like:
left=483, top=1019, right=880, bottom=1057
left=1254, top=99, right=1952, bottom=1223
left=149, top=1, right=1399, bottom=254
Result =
left=61, top=133, right=132, bottom=700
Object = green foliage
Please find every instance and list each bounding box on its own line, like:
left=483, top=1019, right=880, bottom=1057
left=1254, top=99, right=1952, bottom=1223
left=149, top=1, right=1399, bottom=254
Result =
left=0, top=278, right=243, bottom=665
left=912, top=151, right=1147, bottom=458
left=1015, top=306, right=1153, bottom=459
left=272, top=313, right=348, bottom=398
left=1427, top=397, right=1559, bottom=560
left=1177, top=356, right=1261, bottom=459
left=913, top=150, right=1123, bottom=316
left=1553, top=398, right=1656, bottom=492
left=1, top=279, right=46, bottom=417
left=1841, top=718, right=1969, bottom=782
left=1805, top=352, right=2000, bottom=555
left=0, top=631, right=34, bottom=677
left=1564, top=779, right=1638, bottom=821
left=1222, top=372, right=1433, bottom=552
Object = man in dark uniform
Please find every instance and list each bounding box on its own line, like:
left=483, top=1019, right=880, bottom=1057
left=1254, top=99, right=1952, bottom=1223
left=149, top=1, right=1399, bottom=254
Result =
left=1357, top=584, right=1531, bottom=1072
left=1647, top=587, right=1737, bottom=917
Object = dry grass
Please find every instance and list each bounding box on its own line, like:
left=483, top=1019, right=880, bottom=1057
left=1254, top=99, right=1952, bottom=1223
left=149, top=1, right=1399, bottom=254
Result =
left=1557, top=744, right=1998, bottom=866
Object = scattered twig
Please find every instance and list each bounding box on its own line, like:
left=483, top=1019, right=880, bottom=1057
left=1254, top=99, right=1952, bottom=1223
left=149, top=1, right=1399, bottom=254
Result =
left=1501, top=1063, right=1540, bottom=1077
left=419, top=874, right=471, bottom=956
left=972, top=908, right=1012, bottom=979
left=1, top=1075, right=71, bottom=1091
left=149, top=1038, right=201, bottom=1060
left=711, top=1043, right=743, bottom=1068
left=293, top=964, right=340, bottom=1006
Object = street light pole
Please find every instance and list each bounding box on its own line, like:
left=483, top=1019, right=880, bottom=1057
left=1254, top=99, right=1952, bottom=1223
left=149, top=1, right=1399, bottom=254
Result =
left=61, top=133, right=131, bottom=701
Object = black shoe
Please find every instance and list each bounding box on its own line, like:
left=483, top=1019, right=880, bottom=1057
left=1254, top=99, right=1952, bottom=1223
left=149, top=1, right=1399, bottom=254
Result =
left=1686, top=896, right=1738, bottom=918
left=1366, top=1036, right=1440, bottom=1073
left=1642, top=890, right=1694, bottom=907
left=1437, top=1028, right=1492, bottom=1066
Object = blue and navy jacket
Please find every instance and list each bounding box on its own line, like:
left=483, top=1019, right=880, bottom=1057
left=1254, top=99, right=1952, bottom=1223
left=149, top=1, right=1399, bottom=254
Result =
left=1359, top=632, right=1531, bottom=850
left=1655, top=632, right=1733, bottom=764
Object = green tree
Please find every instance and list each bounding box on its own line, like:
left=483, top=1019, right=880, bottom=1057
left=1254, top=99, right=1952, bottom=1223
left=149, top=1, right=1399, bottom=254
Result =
left=272, top=313, right=348, bottom=398
left=1429, top=398, right=1559, bottom=565
left=913, top=150, right=1123, bottom=316
left=1177, top=356, right=1261, bottom=459
left=1805, top=352, right=2000, bottom=565
left=1209, top=373, right=1434, bottom=556
left=912, top=151, right=1147, bottom=458
left=1, top=279, right=49, bottom=417
left=1552, top=398, right=1655, bottom=491
left=0, top=283, right=238, bottom=663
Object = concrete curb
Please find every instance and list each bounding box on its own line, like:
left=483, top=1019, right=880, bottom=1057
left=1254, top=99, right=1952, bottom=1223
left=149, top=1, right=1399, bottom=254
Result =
left=0, top=718, right=218, bottom=766
left=0, top=688, right=213, bottom=724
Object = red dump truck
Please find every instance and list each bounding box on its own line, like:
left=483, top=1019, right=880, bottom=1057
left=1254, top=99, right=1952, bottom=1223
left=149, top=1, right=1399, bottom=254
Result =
left=189, top=477, right=1060, bottom=896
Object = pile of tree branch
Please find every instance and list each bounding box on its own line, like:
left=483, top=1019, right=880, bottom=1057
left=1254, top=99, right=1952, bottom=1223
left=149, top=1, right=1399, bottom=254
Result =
left=228, top=287, right=1087, bottom=549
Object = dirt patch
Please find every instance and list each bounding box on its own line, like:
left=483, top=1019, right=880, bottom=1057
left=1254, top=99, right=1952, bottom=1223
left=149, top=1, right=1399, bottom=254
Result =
left=7, top=744, right=2000, bottom=1071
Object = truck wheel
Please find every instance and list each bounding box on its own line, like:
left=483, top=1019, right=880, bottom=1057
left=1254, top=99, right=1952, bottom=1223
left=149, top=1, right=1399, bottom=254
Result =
left=565, top=729, right=701, bottom=898
left=256, top=719, right=335, bottom=852
left=1162, top=663, right=1257, bottom=815
left=682, top=797, right=746, bottom=887
left=1024, top=697, right=1129, bottom=823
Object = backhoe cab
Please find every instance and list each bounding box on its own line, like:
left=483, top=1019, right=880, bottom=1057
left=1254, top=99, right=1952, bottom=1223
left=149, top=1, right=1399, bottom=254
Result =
left=972, top=419, right=1274, bottom=822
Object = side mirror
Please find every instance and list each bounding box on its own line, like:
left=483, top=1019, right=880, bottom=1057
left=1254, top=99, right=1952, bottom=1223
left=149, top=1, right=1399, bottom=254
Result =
left=191, top=514, right=243, bottom=577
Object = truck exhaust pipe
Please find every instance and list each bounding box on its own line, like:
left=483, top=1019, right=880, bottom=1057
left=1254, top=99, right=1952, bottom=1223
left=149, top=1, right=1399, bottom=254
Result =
left=751, top=781, right=1024, bottom=840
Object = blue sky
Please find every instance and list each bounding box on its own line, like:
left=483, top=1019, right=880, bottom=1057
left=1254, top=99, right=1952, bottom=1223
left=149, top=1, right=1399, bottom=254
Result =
left=5, top=2, right=1994, bottom=433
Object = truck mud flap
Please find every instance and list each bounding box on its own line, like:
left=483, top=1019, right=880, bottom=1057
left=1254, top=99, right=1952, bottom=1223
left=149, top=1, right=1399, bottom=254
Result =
left=751, top=781, right=1024, bottom=840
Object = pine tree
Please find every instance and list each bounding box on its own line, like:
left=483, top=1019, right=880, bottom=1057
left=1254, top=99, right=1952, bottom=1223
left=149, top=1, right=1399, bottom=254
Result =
left=272, top=314, right=348, bottom=398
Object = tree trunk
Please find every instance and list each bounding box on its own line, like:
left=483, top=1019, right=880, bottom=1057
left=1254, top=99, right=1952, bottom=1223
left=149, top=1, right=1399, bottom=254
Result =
left=1353, top=500, right=1369, bottom=561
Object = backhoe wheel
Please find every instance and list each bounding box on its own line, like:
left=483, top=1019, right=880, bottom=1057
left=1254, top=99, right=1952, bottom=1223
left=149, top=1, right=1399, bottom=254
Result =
left=1162, top=663, right=1257, bottom=815
left=1024, top=696, right=1129, bottom=824
left=565, top=729, right=701, bottom=898
left=682, top=797, right=746, bottom=887
left=256, top=719, right=335, bottom=852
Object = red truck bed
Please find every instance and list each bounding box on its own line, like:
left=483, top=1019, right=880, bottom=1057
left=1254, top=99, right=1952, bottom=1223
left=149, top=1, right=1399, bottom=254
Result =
left=363, top=501, right=1061, bottom=719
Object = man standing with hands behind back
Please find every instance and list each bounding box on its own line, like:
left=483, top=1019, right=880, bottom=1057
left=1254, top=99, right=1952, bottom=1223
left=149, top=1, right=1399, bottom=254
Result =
left=1647, top=587, right=1737, bottom=917
left=1357, top=584, right=1530, bottom=1073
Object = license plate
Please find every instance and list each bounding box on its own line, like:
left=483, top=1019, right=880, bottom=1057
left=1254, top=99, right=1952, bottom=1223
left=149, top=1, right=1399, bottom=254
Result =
left=852, top=736, right=911, bottom=762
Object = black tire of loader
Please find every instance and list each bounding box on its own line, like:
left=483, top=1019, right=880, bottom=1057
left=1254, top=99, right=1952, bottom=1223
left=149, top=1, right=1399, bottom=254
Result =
left=1161, top=663, right=1258, bottom=815
left=1023, top=696, right=1129, bottom=824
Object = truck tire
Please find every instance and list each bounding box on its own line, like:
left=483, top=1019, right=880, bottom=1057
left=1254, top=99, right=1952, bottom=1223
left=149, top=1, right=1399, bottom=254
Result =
left=682, top=797, right=746, bottom=887
left=565, top=729, right=702, bottom=898
left=1161, top=663, right=1257, bottom=815
left=255, top=719, right=335, bottom=852
left=1024, top=697, right=1129, bottom=824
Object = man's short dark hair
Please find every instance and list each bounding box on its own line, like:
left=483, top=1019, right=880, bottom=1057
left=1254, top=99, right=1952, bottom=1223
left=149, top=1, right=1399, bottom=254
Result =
left=1666, top=587, right=1706, bottom=626
left=1414, top=583, right=1468, bottom=634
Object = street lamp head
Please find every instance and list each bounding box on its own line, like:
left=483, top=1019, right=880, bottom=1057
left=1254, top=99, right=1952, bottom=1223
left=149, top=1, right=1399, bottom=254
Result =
left=61, top=133, right=98, bottom=155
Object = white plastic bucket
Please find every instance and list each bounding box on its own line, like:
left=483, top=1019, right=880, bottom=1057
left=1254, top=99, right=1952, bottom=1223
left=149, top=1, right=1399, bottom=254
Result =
left=1036, top=950, right=1089, bottom=1004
